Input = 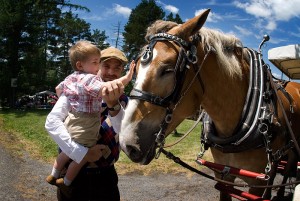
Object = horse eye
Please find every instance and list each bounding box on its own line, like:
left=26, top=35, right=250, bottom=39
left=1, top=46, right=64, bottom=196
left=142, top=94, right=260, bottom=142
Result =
left=161, top=68, right=175, bottom=77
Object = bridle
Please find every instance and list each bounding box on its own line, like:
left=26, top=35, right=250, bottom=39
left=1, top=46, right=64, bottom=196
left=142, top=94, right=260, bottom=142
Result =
left=129, top=32, right=214, bottom=156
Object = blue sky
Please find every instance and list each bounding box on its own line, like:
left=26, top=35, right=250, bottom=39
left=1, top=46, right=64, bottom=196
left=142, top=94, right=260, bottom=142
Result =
left=69, top=0, right=300, bottom=79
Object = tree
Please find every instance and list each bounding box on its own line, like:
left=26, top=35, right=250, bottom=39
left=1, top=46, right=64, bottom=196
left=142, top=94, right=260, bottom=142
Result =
left=165, top=13, right=183, bottom=24
left=0, top=0, right=111, bottom=106
left=91, top=29, right=110, bottom=50
left=0, top=0, right=29, bottom=105
left=54, top=11, right=92, bottom=80
left=122, top=0, right=165, bottom=61
left=0, top=0, right=109, bottom=106
left=174, top=13, right=183, bottom=24
left=0, top=0, right=91, bottom=105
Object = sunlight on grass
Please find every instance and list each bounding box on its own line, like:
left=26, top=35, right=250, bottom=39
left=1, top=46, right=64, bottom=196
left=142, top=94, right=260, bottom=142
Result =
left=0, top=109, right=212, bottom=174
left=0, top=109, right=57, bottom=161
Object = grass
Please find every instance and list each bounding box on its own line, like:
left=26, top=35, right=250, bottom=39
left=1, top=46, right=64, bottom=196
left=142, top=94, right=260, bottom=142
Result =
left=0, top=108, right=212, bottom=175
left=0, top=108, right=57, bottom=160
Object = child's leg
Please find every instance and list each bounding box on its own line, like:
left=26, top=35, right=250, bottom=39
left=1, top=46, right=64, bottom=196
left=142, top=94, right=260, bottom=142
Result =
left=54, top=151, right=70, bottom=170
left=63, top=158, right=87, bottom=186
left=50, top=152, right=70, bottom=178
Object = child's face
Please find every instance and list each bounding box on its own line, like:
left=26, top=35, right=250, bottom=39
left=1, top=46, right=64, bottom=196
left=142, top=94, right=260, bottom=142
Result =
left=78, top=54, right=100, bottom=75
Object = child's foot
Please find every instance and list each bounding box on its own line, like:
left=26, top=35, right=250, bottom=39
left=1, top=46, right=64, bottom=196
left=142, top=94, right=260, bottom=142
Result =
left=46, top=175, right=57, bottom=185
left=56, top=178, right=73, bottom=198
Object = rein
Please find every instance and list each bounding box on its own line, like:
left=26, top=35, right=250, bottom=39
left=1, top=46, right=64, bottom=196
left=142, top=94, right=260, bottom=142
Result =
left=130, top=33, right=214, bottom=154
left=164, top=109, right=204, bottom=148
left=160, top=148, right=300, bottom=189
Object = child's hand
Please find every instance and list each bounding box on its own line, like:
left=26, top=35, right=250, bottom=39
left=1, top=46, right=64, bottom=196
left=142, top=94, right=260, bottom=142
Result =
left=119, top=60, right=135, bottom=86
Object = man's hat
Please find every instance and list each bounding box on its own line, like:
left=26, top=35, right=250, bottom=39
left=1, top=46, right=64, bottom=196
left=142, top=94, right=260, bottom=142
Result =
left=101, top=47, right=128, bottom=65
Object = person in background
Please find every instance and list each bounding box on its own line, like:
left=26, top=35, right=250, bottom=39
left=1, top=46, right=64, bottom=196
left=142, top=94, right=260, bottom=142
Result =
left=45, top=46, right=134, bottom=200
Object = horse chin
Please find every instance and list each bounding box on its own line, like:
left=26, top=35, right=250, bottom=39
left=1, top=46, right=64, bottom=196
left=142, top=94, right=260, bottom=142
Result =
left=139, top=142, right=157, bottom=165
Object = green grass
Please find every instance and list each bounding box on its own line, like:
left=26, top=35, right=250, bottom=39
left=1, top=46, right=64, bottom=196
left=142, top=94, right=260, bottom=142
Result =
left=0, top=108, right=57, bottom=160
left=0, top=108, right=210, bottom=174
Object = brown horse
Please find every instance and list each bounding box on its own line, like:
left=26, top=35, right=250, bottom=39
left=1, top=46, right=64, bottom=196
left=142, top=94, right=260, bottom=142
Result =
left=119, top=9, right=300, bottom=200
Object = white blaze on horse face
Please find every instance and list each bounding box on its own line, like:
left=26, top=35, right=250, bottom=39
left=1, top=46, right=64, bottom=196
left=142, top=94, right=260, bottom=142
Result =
left=119, top=99, right=140, bottom=151
left=120, top=49, right=158, bottom=152
left=135, top=48, right=157, bottom=89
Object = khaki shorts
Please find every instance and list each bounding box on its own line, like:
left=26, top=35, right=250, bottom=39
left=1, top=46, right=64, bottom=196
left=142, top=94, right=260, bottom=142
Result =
left=64, top=111, right=100, bottom=147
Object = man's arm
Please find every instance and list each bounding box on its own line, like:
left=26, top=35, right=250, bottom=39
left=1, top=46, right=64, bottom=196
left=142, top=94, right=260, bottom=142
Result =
left=108, top=107, right=124, bottom=134
left=45, top=94, right=88, bottom=163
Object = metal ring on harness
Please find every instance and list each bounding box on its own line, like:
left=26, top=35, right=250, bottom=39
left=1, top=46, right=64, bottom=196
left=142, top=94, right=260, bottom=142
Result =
left=141, top=46, right=153, bottom=64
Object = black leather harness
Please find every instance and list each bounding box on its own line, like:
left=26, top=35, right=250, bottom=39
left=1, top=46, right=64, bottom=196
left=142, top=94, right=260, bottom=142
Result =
left=201, top=48, right=275, bottom=153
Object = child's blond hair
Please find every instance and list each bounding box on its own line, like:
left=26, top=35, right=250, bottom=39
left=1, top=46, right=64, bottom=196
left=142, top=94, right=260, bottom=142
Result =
left=69, top=40, right=101, bottom=71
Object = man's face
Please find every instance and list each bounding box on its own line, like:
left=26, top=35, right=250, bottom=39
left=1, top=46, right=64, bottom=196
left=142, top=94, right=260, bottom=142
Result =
left=100, top=58, right=124, bottom=82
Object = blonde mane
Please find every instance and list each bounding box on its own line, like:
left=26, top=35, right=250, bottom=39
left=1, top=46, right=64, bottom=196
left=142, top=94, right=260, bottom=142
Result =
left=145, top=20, right=245, bottom=79
left=199, top=27, right=244, bottom=79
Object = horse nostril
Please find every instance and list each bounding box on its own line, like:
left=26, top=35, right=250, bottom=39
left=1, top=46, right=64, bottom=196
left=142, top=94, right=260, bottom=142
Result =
left=126, top=145, right=143, bottom=163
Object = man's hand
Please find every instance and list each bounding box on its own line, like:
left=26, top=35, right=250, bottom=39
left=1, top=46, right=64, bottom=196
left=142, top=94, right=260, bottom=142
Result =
left=102, top=81, right=124, bottom=108
left=84, top=144, right=106, bottom=162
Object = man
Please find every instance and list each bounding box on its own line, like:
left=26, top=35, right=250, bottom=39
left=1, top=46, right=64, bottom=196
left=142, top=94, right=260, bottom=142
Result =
left=45, top=47, right=133, bottom=201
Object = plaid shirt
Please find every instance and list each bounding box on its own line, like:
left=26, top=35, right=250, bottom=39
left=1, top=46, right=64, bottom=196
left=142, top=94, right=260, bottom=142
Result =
left=59, top=71, right=103, bottom=113
left=94, top=94, right=128, bottom=167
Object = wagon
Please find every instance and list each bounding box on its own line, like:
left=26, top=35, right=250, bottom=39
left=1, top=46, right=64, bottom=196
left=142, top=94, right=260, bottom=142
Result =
left=268, top=44, right=300, bottom=80
left=269, top=44, right=300, bottom=201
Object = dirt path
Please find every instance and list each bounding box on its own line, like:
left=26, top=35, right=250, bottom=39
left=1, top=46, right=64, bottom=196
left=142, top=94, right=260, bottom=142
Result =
left=0, top=133, right=218, bottom=201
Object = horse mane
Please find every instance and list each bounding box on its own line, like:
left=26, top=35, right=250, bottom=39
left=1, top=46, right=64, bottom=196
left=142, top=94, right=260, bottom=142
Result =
left=145, top=20, right=246, bottom=79
left=145, top=20, right=178, bottom=42
left=199, top=27, right=245, bottom=79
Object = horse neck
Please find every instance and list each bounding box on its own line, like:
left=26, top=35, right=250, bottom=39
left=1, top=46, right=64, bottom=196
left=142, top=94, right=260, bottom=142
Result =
left=201, top=55, right=249, bottom=137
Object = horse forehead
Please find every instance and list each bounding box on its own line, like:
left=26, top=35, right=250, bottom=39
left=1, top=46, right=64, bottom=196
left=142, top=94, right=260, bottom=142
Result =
left=135, top=49, right=158, bottom=90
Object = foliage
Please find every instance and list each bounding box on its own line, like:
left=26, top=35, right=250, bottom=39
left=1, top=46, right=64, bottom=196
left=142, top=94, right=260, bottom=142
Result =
left=0, top=0, right=110, bottom=106
left=122, top=0, right=165, bottom=61
left=165, top=13, right=183, bottom=24
left=91, top=29, right=110, bottom=50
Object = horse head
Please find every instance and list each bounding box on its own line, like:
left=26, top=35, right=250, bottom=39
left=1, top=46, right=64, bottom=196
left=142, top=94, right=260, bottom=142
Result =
left=120, top=9, right=211, bottom=164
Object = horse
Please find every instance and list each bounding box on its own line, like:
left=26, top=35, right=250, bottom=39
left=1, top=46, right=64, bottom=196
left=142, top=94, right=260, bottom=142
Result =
left=119, top=9, right=300, bottom=200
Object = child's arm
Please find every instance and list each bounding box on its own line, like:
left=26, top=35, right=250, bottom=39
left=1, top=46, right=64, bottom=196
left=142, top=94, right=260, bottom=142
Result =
left=55, top=81, right=64, bottom=97
left=118, top=60, right=135, bottom=87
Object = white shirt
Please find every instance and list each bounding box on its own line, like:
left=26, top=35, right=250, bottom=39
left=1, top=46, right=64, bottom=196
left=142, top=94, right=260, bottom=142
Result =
left=45, top=94, right=124, bottom=164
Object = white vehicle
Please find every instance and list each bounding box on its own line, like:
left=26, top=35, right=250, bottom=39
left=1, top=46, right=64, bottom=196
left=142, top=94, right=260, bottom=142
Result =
left=268, top=44, right=300, bottom=80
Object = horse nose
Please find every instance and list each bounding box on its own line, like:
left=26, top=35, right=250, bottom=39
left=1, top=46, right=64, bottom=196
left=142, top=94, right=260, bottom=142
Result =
left=125, top=144, right=143, bottom=163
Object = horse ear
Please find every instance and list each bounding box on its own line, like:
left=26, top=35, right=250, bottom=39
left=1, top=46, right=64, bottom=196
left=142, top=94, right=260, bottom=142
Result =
left=175, top=9, right=210, bottom=38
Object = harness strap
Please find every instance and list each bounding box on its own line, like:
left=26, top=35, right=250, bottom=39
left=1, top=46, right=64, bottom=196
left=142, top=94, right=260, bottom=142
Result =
left=267, top=69, right=300, bottom=157
left=161, top=148, right=300, bottom=189
left=274, top=81, right=295, bottom=114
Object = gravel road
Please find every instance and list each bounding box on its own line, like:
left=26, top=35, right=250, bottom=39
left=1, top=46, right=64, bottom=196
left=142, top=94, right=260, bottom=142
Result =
left=0, top=141, right=218, bottom=201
